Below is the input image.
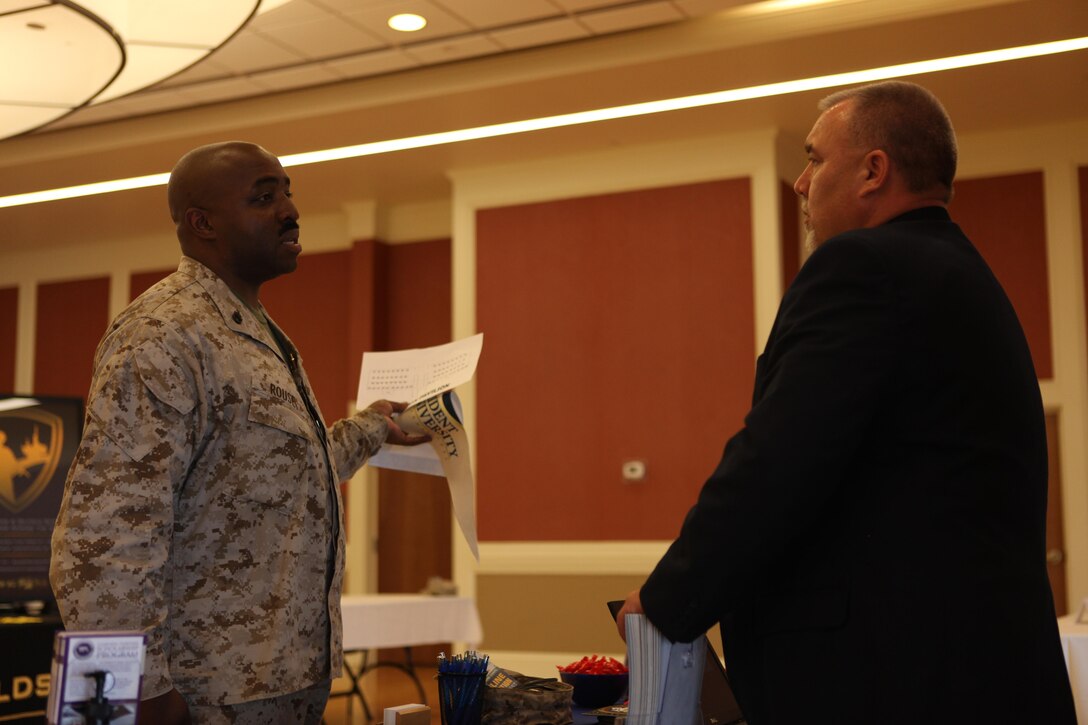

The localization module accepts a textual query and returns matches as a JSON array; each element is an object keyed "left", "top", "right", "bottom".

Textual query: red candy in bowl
[{"left": 557, "top": 655, "right": 629, "bottom": 708}]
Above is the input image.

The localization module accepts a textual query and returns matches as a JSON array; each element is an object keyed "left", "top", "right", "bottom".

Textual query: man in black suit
[{"left": 616, "top": 81, "right": 1076, "bottom": 724}]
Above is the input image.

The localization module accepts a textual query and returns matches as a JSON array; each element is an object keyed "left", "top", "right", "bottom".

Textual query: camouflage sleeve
[
  {"left": 327, "top": 408, "right": 387, "bottom": 480},
  {"left": 50, "top": 325, "right": 199, "bottom": 699}
]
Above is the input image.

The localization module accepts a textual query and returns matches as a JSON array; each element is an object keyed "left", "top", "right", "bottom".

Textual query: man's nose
[
  {"left": 793, "top": 167, "right": 809, "bottom": 197},
  {"left": 281, "top": 194, "right": 299, "bottom": 220}
]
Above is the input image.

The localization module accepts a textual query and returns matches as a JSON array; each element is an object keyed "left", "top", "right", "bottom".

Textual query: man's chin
[
  {"left": 803, "top": 231, "right": 819, "bottom": 255},
  {"left": 265, "top": 256, "right": 299, "bottom": 281},
  {"left": 279, "top": 243, "right": 301, "bottom": 266}
]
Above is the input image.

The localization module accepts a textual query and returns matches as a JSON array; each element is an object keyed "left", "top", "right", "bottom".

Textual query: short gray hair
[{"left": 819, "top": 81, "right": 957, "bottom": 202}]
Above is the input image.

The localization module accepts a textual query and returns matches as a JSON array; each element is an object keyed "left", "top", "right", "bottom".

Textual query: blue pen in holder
[{"left": 437, "top": 651, "right": 489, "bottom": 725}]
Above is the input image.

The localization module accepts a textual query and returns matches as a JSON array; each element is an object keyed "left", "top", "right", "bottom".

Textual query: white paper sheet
[
  {"left": 356, "top": 334, "right": 483, "bottom": 560},
  {"left": 356, "top": 334, "right": 483, "bottom": 408}
]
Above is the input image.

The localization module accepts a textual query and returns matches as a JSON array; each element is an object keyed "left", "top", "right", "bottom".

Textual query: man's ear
[
  {"left": 185, "top": 208, "right": 215, "bottom": 240},
  {"left": 859, "top": 149, "right": 890, "bottom": 197}
]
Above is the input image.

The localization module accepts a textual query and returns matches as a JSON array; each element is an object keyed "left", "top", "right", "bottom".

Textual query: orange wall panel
[
  {"left": 476, "top": 178, "right": 755, "bottom": 541},
  {"left": 375, "top": 239, "right": 452, "bottom": 593},
  {"left": 348, "top": 240, "right": 389, "bottom": 400},
  {"left": 1080, "top": 167, "right": 1088, "bottom": 382},
  {"left": 34, "top": 277, "right": 110, "bottom": 399},
  {"left": 383, "top": 239, "right": 451, "bottom": 351},
  {"left": 949, "top": 171, "right": 1053, "bottom": 378},
  {"left": 0, "top": 287, "right": 16, "bottom": 392}
]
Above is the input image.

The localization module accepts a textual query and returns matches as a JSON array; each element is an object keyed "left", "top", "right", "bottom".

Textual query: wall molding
[{"left": 477, "top": 541, "right": 671, "bottom": 576}]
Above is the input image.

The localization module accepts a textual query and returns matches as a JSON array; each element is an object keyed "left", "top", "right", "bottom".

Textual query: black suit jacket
[{"left": 641, "top": 207, "right": 1075, "bottom": 724}]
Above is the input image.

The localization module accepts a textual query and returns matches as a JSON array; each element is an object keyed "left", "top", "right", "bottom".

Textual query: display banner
[
  {"left": 0, "top": 397, "right": 82, "bottom": 605},
  {"left": 0, "top": 614, "right": 63, "bottom": 723}
]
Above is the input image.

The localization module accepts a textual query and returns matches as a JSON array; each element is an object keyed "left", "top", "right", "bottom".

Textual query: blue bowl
[{"left": 559, "top": 671, "right": 629, "bottom": 709}]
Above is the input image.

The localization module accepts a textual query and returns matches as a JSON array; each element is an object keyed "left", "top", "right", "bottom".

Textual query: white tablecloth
[
  {"left": 341, "top": 594, "right": 483, "bottom": 651},
  {"left": 1058, "top": 615, "right": 1088, "bottom": 721}
]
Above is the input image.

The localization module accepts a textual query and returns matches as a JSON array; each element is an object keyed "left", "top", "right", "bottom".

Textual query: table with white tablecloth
[{"left": 335, "top": 594, "right": 483, "bottom": 719}]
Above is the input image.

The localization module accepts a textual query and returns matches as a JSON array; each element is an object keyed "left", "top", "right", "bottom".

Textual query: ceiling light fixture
[
  {"left": 388, "top": 13, "right": 427, "bottom": 32},
  {"left": 735, "top": 0, "right": 842, "bottom": 15},
  {"left": 0, "top": 1, "right": 263, "bottom": 141},
  {"left": 1, "top": 35, "right": 1086, "bottom": 210}
]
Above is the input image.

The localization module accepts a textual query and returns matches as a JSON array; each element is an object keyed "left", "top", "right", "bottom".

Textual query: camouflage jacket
[{"left": 50, "top": 257, "right": 387, "bottom": 705}]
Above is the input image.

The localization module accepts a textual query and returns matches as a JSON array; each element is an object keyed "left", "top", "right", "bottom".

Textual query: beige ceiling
[
  {"left": 1, "top": 0, "right": 1087, "bottom": 252},
  {"left": 45, "top": 0, "right": 755, "bottom": 131}
]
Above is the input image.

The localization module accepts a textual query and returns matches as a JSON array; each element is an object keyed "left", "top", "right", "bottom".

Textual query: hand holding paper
[
  {"left": 364, "top": 399, "right": 432, "bottom": 447},
  {"left": 357, "top": 334, "right": 484, "bottom": 560}
]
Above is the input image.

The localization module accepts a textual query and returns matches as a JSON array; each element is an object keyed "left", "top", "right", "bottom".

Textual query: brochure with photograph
[{"left": 46, "top": 631, "right": 145, "bottom": 725}]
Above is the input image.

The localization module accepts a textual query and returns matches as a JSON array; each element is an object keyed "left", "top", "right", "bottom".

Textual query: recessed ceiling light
[
  {"left": 388, "top": 13, "right": 427, "bottom": 32},
  {"left": 736, "top": 0, "right": 839, "bottom": 14}
]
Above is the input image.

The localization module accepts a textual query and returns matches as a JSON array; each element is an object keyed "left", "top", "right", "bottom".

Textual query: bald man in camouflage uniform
[{"left": 50, "top": 141, "right": 428, "bottom": 725}]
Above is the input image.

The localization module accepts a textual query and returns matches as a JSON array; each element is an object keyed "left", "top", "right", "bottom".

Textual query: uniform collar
[{"left": 177, "top": 256, "right": 292, "bottom": 361}]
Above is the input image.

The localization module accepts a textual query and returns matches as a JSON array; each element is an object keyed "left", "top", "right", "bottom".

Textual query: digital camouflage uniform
[{"left": 50, "top": 256, "right": 387, "bottom": 706}]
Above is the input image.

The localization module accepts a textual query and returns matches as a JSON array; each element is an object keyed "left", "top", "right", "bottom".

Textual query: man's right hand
[
  {"left": 616, "top": 588, "right": 645, "bottom": 642},
  {"left": 138, "top": 688, "right": 191, "bottom": 725},
  {"left": 366, "top": 399, "right": 431, "bottom": 446}
]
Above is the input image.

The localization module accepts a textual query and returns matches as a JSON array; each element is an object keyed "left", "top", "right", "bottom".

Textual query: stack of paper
[{"left": 625, "top": 613, "right": 705, "bottom": 725}]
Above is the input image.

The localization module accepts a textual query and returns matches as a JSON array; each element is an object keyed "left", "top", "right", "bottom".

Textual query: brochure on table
[
  {"left": 357, "top": 333, "right": 483, "bottom": 560},
  {"left": 46, "top": 631, "right": 146, "bottom": 725}
]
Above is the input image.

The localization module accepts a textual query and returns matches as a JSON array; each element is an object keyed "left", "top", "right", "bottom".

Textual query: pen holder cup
[{"left": 439, "top": 672, "right": 486, "bottom": 725}]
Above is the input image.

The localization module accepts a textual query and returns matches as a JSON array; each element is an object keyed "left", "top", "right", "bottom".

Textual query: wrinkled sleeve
[
  {"left": 50, "top": 325, "right": 199, "bottom": 699},
  {"left": 327, "top": 408, "right": 387, "bottom": 481}
]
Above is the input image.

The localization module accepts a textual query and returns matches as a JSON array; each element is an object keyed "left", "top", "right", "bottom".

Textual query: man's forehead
[
  {"left": 805, "top": 101, "right": 852, "bottom": 149},
  {"left": 217, "top": 151, "right": 289, "bottom": 187},
  {"left": 249, "top": 170, "right": 291, "bottom": 187},
  {"left": 210, "top": 142, "right": 271, "bottom": 167}
]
